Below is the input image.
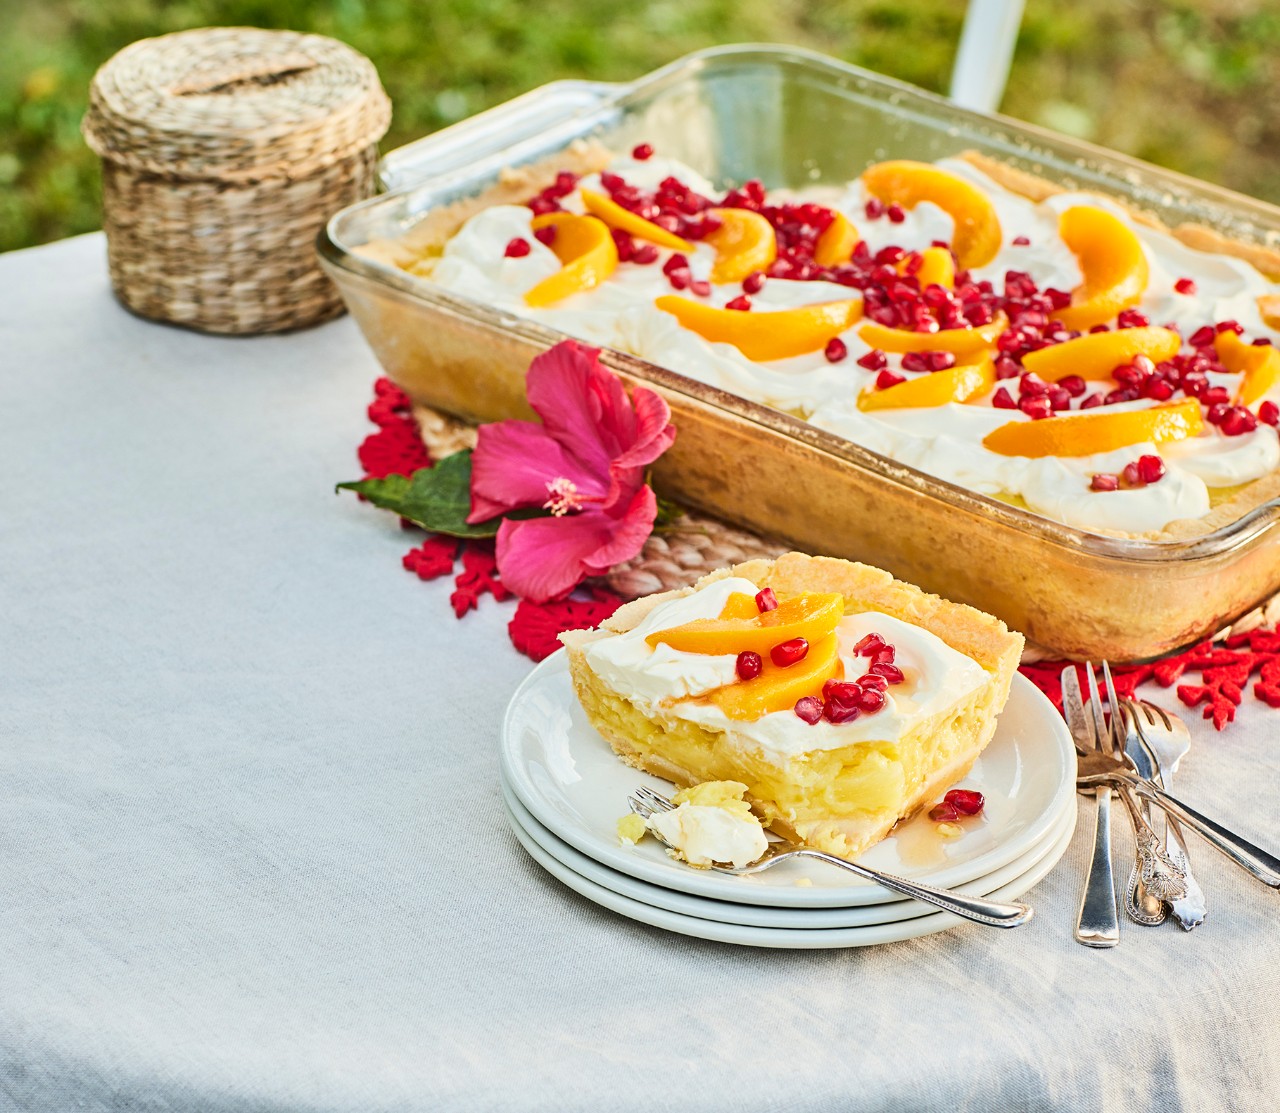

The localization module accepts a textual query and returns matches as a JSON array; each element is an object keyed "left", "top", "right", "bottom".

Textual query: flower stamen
[{"left": 543, "top": 476, "right": 585, "bottom": 516}]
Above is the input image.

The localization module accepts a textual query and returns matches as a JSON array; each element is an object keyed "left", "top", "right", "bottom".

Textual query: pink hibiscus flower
[{"left": 468, "top": 341, "right": 677, "bottom": 602}]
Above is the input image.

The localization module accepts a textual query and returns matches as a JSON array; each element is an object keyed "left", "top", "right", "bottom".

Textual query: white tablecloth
[{"left": 2, "top": 234, "right": 1278, "bottom": 1112}]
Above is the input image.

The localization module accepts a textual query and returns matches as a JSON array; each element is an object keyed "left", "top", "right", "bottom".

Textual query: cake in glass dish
[
  {"left": 362, "top": 143, "right": 1280, "bottom": 542},
  {"left": 561, "top": 553, "right": 1023, "bottom": 861}
]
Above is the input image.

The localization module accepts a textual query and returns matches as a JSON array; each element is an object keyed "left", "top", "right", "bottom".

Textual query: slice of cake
[{"left": 562, "top": 552, "right": 1024, "bottom": 861}]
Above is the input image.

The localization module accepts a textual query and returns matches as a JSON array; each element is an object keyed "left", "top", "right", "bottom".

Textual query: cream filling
[
  {"left": 645, "top": 804, "right": 768, "bottom": 868},
  {"left": 426, "top": 156, "right": 1280, "bottom": 533},
  {"left": 583, "top": 579, "right": 989, "bottom": 760}
]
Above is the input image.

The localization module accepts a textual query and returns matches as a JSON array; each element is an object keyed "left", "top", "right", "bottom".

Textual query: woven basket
[{"left": 82, "top": 27, "right": 391, "bottom": 334}]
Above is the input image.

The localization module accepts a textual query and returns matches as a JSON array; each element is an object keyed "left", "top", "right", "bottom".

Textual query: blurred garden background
[{"left": 2, "top": 0, "right": 1278, "bottom": 254}]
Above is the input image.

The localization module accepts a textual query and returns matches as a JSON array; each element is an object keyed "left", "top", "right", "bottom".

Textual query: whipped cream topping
[
  {"left": 424, "top": 155, "right": 1280, "bottom": 534},
  {"left": 646, "top": 803, "right": 767, "bottom": 868},
  {"left": 582, "top": 578, "right": 989, "bottom": 760}
]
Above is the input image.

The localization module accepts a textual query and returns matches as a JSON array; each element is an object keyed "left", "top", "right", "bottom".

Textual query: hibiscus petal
[
  {"left": 525, "top": 341, "right": 629, "bottom": 478},
  {"left": 494, "top": 485, "right": 657, "bottom": 603},
  {"left": 467, "top": 419, "right": 605, "bottom": 523},
  {"left": 610, "top": 387, "right": 676, "bottom": 472}
]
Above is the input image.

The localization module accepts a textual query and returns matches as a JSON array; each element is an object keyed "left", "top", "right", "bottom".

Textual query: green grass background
[{"left": 2, "top": 0, "right": 1278, "bottom": 253}]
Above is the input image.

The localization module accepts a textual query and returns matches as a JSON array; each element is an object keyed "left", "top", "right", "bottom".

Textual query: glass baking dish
[{"left": 319, "top": 44, "right": 1280, "bottom": 661}]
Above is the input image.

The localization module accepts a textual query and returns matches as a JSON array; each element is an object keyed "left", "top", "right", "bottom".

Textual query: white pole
[{"left": 949, "top": 0, "right": 1026, "bottom": 113}]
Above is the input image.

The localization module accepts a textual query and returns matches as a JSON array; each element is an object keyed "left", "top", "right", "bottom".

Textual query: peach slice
[
  {"left": 861, "top": 160, "right": 1002, "bottom": 268},
  {"left": 706, "top": 208, "right": 778, "bottom": 284},
  {"left": 1214, "top": 330, "right": 1280, "bottom": 406},
  {"left": 813, "top": 211, "right": 860, "bottom": 267},
  {"left": 1049, "top": 206, "right": 1149, "bottom": 330},
  {"left": 914, "top": 245, "right": 956, "bottom": 290},
  {"left": 858, "top": 356, "right": 995, "bottom": 411},
  {"left": 1021, "top": 327, "right": 1181, "bottom": 382},
  {"left": 982, "top": 398, "right": 1203, "bottom": 458},
  {"left": 709, "top": 634, "right": 841, "bottom": 720},
  {"left": 857, "top": 314, "right": 1006, "bottom": 356},
  {"left": 1257, "top": 294, "right": 1280, "bottom": 331},
  {"left": 523, "top": 213, "right": 619, "bottom": 308},
  {"left": 579, "top": 188, "right": 693, "bottom": 251},
  {"left": 655, "top": 296, "right": 863, "bottom": 362},
  {"left": 718, "top": 592, "right": 763, "bottom": 621},
  {"left": 646, "top": 592, "right": 844, "bottom": 656}
]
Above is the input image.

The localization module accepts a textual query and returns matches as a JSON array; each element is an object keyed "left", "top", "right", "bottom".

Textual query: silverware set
[{"left": 1066, "top": 663, "right": 1280, "bottom": 948}]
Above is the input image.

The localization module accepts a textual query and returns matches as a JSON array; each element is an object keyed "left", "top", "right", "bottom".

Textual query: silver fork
[
  {"left": 1124, "top": 697, "right": 1206, "bottom": 930},
  {"left": 1118, "top": 705, "right": 1168, "bottom": 927},
  {"left": 628, "top": 787, "right": 1034, "bottom": 928}
]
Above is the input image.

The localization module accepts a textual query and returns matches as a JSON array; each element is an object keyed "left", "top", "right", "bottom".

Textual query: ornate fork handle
[
  {"left": 777, "top": 849, "right": 1034, "bottom": 928},
  {"left": 1115, "top": 787, "right": 1187, "bottom": 903}
]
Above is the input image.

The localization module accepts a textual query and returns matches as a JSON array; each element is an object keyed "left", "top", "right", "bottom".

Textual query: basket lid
[{"left": 82, "top": 27, "right": 391, "bottom": 182}]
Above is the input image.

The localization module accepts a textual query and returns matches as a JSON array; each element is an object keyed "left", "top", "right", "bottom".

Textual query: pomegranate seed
[
  {"left": 1206, "top": 402, "right": 1230, "bottom": 425},
  {"left": 600, "top": 172, "right": 626, "bottom": 192},
  {"left": 690, "top": 280, "right": 711, "bottom": 297},
  {"left": 864, "top": 198, "right": 885, "bottom": 219},
  {"left": 1143, "top": 379, "right": 1175, "bottom": 401},
  {"left": 1260, "top": 401, "right": 1280, "bottom": 426},
  {"left": 1058, "top": 375, "right": 1087, "bottom": 397},
  {"left": 887, "top": 203, "right": 906, "bottom": 224},
  {"left": 857, "top": 686, "right": 887, "bottom": 713},
  {"left": 631, "top": 142, "right": 654, "bottom": 161},
  {"left": 901, "top": 352, "right": 931, "bottom": 374},
  {"left": 667, "top": 270, "right": 690, "bottom": 290},
  {"left": 992, "top": 386, "right": 1018, "bottom": 409},
  {"left": 823, "top": 698, "right": 861, "bottom": 724},
  {"left": 1080, "top": 394, "right": 1104, "bottom": 410},
  {"left": 875, "top": 245, "right": 907, "bottom": 266},
  {"left": 755, "top": 587, "right": 778, "bottom": 612},
  {"left": 736, "top": 651, "right": 763, "bottom": 681},
  {"left": 1174, "top": 277, "right": 1197, "bottom": 295},
  {"left": 1202, "top": 385, "right": 1231, "bottom": 406},
  {"left": 1138, "top": 454, "right": 1166, "bottom": 483},
  {"left": 527, "top": 196, "right": 560, "bottom": 216},
  {"left": 854, "top": 633, "right": 887, "bottom": 656},
  {"left": 1122, "top": 461, "right": 1142, "bottom": 486},
  {"left": 1189, "top": 325, "right": 1217, "bottom": 348},
  {"left": 504, "top": 237, "right": 531, "bottom": 258},
  {"left": 1020, "top": 396, "right": 1053, "bottom": 420},
  {"left": 823, "top": 679, "right": 862, "bottom": 702},
  {"left": 533, "top": 225, "right": 557, "bottom": 247},
  {"left": 825, "top": 337, "right": 848, "bottom": 363},
  {"left": 1090, "top": 473, "right": 1120, "bottom": 492},
  {"left": 1216, "top": 319, "right": 1244, "bottom": 335},
  {"left": 1222, "top": 406, "right": 1258, "bottom": 437},
  {"left": 1117, "top": 308, "right": 1150, "bottom": 329},
  {"left": 742, "top": 271, "right": 766, "bottom": 294},
  {"left": 858, "top": 673, "right": 888, "bottom": 691},
  {"left": 725, "top": 295, "right": 752, "bottom": 312},
  {"left": 631, "top": 244, "right": 659, "bottom": 265},
  {"left": 1089, "top": 323, "right": 1111, "bottom": 334},
  {"left": 871, "top": 645, "right": 896, "bottom": 665},
  {"left": 857, "top": 349, "right": 888, "bottom": 371},
  {"left": 1045, "top": 287, "right": 1072, "bottom": 309},
  {"left": 1012, "top": 235, "right": 1031, "bottom": 246},
  {"left": 794, "top": 696, "right": 824, "bottom": 724},
  {"left": 930, "top": 802, "right": 961, "bottom": 822},
  {"left": 1047, "top": 386, "right": 1071, "bottom": 411},
  {"left": 771, "top": 638, "right": 809, "bottom": 667},
  {"left": 1019, "top": 374, "right": 1048, "bottom": 398},
  {"left": 876, "top": 370, "right": 906, "bottom": 390},
  {"left": 1254, "top": 337, "right": 1273, "bottom": 347},
  {"left": 869, "top": 661, "right": 905, "bottom": 684},
  {"left": 995, "top": 356, "right": 1021, "bottom": 380},
  {"left": 662, "top": 253, "right": 689, "bottom": 276},
  {"left": 944, "top": 788, "right": 985, "bottom": 816},
  {"left": 997, "top": 330, "right": 1023, "bottom": 353}
]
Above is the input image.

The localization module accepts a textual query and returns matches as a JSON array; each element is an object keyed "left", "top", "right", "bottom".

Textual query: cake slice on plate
[{"left": 561, "top": 552, "right": 1024, "bottom": 861}]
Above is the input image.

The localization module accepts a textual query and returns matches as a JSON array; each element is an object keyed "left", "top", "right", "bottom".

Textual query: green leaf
[
  {"left": 653, "top": 492, "right": 685, "bottom": 530},
  {"left": 337, "top": 450, "right": 504, "bottom": 538}
]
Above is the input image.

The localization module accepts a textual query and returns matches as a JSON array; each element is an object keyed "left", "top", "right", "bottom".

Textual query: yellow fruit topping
[
  {"left": 1050, "top": 206, "right": 1149, "bottom": 330},
  {"left": 861, "top": 160, "right": 1003, "bottom": 268},
  {"left": 1214, "top": 329, "right": 1280, "bottom": 406},
  {"left": 857, "top": 314, "right": 1006, "bottom": 356},
  {"left": 982, "top": 398, "right": 1204, "bottom": 457},
  {"left": 671, "top": 780, "right": 757, "bottom": 820},
  {"left": 579, "top": 188, "right": 693, "bottom": 251},
  {"left": 523, "top": 213, "right": 619, "bottom": 307},
  {"left": 718, "top": 592, "right": 764, "bottom": 620},
  {"left": 1257, "top": 294, "right": 1280, "bottom": 331},
  {"left": 813, "top": 211, "right": 860, "bottom": 267},
  {"left": 1021, "top": 327, "right": 1182, "bottom": 382},
  {"left": 709, "top": 634, "right": 841, "bottom": 720},
  {"left": 654, "top": 296, "right": 863, "bottom": 362},
  {"left": 914, "top": 245, "right": 956, "bottom": 290},
  {"left": 616, "top": 813, "right": 648, "bottom": 844},
  {"left": 858, "top": 355, "right": 995, "bottom": 411},
  {"left": 705, "top": 208, "right": 778, "bottom": 284},
  {"left": 646, "top": 591, "right": 844, "bottom": 656}
]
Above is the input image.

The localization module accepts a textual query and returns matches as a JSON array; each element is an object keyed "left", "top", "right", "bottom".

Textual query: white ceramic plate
[
  {"left": 505, "top": 797, "right": 1075, "bottom": 948},
  {"left": 503, "top": 779, "right": 1075, "bottom": 929},
  {"left": 500, "top": 651, "right": 1075, "bottom": 908}
]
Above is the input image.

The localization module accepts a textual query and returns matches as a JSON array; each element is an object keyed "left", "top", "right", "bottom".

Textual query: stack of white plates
[{"left": 501, "top": 653, "right": 1077, "bottom": 948}]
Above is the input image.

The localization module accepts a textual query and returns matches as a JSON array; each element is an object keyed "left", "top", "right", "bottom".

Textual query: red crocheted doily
[{"left": 355, "top": 378, "right": 1279, "bottom": 726}]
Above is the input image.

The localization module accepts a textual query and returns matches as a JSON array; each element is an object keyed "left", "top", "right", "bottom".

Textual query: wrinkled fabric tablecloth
[{"left": 2, "top": 234, "right": 1278, "bottom": 1113}]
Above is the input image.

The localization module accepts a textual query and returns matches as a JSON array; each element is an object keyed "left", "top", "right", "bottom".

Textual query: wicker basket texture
[{"left": 82, "top": 27, "right": 391, "bottom": 334}]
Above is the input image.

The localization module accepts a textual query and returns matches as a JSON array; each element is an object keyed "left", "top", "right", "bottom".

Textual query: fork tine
[
  {"left": 628, "top": 795, "right": 655, "bottom": 819},
  {"left": 1084, "top": 662, "right": 1111, "bottom": 754},
  {"left": 1101, "top": 661, "right": 1124, "bottom": 752},
  {"left": 1142, "top": 697, "right": 1173, "bottom": 731},
  {"left": 1061, "top": 666, "right": 1096, "bottom": 752},
  {"left": 635, "top": 786, "right": 676, "bottom": 811}
]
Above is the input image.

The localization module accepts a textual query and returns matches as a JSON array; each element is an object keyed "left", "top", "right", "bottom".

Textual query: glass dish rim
[{"left": 319, "top": 41, "right": 1280, "bottom": 567}]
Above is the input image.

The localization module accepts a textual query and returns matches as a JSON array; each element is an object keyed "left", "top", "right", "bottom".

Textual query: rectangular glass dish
[{"left": 319, "top": 44, "right": 1280, "bottom": 661}]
